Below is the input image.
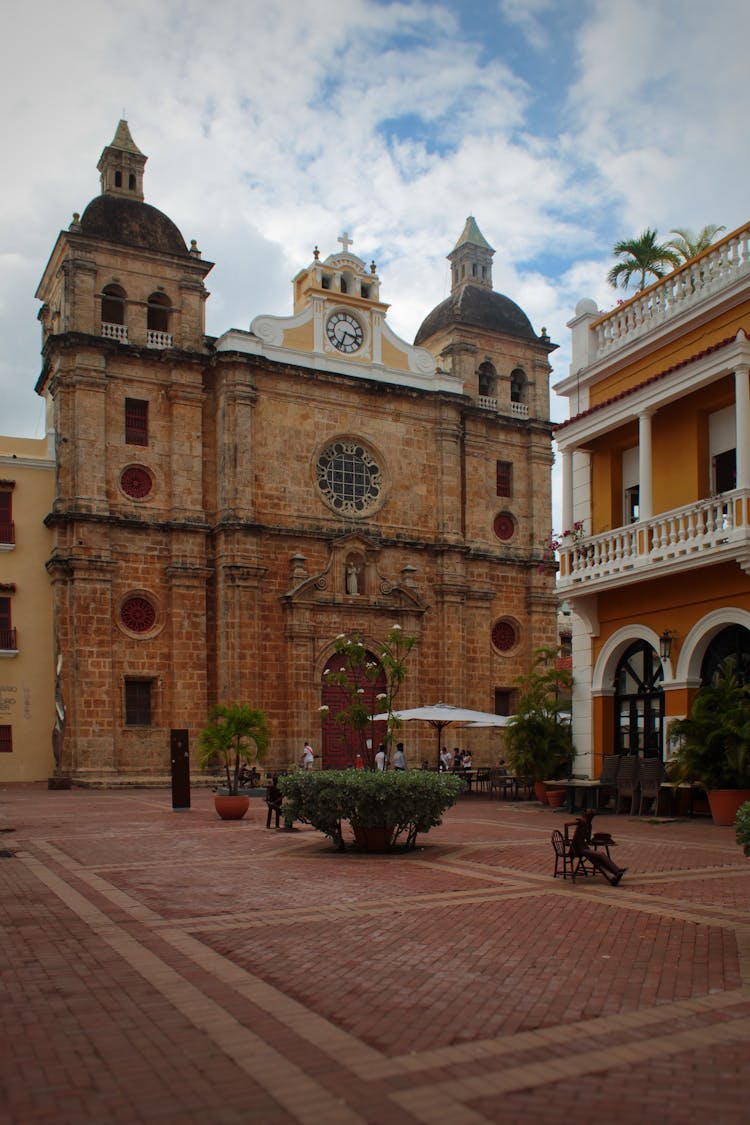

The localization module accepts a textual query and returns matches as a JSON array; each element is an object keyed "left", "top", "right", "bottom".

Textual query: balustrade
[
  {"left": 558, "top": 490, "right": 750, "bottom": 587},
  {"left": 147, "top": 329, "right": 173, "bottom": 349},
  {"left": 101, "top": 322, "right": 128, "bottom": 342}
]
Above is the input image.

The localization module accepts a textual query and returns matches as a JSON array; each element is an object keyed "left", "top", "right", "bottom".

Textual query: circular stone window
[
  {"left": 120, "top": 465, "right": 153, "bottom": 499},
  {"left": 316, "top": 440, "right": 383, "bottom": 516},
  {"left": 493, "top": 512, "right": 515, "bottom": 541},
  {"left": 492, "top": 619, "right": 518, "bottom": 653},
  {"left": 120, "top": 596, "right": 157, "bottom": 634}
]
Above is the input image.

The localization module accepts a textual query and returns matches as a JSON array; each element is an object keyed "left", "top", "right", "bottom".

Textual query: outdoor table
[
  {"left": 544, "top": 778, "right": 603, "bottom": 813},
  {"left": 659, "top": 781, "right": 705, "bottom": 817}
]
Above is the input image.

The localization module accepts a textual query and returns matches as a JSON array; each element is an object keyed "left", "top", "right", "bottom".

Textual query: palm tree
[
  {"left": 665, "top": 224, "right": 726, "bottom": 263},
  {"left": 608, "top": 228, "right": 680, "bottom": 291}
]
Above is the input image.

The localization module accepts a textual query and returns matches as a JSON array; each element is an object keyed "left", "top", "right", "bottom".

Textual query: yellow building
[
  {"left": 0, "top": 435, "right": 55, "bottom": 780},
  {"left": 554, "top": 223, "right": 750, "bottom": 775}
]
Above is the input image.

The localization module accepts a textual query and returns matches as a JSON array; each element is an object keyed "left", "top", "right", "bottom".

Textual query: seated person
[
  {"left": 265, "top": 776, "right": 283, "bottom": 829},
  {"left": 569, "top": 810, "right": 627, "bottom": 886}
]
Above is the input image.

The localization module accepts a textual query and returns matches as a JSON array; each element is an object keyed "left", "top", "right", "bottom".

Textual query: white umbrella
[{"left": 369, "top": 703, "right": 512, "bottom": 766}]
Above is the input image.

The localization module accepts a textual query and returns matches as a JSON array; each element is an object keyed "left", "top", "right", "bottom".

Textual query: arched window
[
  {"left": 478, "top": 361, "right": 496, "bottom": 398},
  {"left": 102, "top": 284, "right": 126, "bottom": 325},
  {"left": 614, "top": 640, "right": 664, "bottom": 758},
  {"left": 510, "top": 367, "right": 527, "bottom": 404},
  {"left": 147, "top": 293, "right": 172, "bottom": 348},
  {"left": 701, "top": 625, "right": 750, "bottom": 686},
  {"left": 128, "top": 173, "right": 136, "bottom": 191},
  {"left": 114, "top": 170, "right": 122, "bottom": 188},
  {"left": 101, "top": 285, "right": 127, "bottom": 341}
]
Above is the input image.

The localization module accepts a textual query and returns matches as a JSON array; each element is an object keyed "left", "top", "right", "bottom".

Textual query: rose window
[
  {"left": 493, "top": 513, "right": 515, "bottom": 541},
  {"left": 120, "top": 597, "right": 156, "bottom": 634},
  {"left": 120, "top": 466, "right": 153, "bottom": 499},
  {"left": 316, "top": 440, "right": 383, "bottom": 515},
  {"left": 492, "top": 619, "right": 517, "bottom": 652}
]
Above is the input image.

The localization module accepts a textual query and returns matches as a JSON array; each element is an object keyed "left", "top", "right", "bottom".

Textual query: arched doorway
[
  {"left": 321, "top": 651, "right": 387, "bottom": 769},
  {"left": 700, "top": 624, "right": 750, "bottom": 686},
  {"left": 614, "top": 640, "right": 664, "bottom": 758}
]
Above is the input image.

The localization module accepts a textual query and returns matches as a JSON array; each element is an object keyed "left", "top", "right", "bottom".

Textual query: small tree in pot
[
  {"left": 199, "top": 703, "right": 270, "bottom": 820},
  {"left": 504, "top": 646, "right": 574, "bottom": 802},
  {"left": 669, "top": 666, "right": 750, "bottom": 825}
]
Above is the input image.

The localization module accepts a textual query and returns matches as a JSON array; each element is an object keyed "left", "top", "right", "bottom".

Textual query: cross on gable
[{"left": 337, "top": 231, "right": 353, "bottom": 253}]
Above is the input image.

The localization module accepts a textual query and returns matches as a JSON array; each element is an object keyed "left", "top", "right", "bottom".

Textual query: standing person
[
  {"left": 375, "top": 744, "right": 386, "bottom": 771},
  {"left": 461, "top": 749, "right": 473, "bottom": 772},
  {"left": 452, "top": 748, "right": 462, "bottom": 772},
  {"left": 302, "top": 741, "right": 314, "bottom": 769},
  {"left": 265, "top": 776, "right": 283, "bottom": 829},
  {"left": 440, "top": 746, "right": 452, "bottom": 772},
  {"left": 393, "top": 743, "right": 407, "bottom": 771}
]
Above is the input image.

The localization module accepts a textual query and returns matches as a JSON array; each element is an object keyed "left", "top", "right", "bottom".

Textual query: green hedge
[
  {"left": 736, "top": 801, "right": 750, "bottom": 856},
  {"left": 278, "top": 769, "right": 466, "bottom": 851}
]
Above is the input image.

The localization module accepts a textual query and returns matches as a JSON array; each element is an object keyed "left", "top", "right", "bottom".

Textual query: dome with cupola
[{"left": 415, "top": 217, "right": 539, "bottom": 345}]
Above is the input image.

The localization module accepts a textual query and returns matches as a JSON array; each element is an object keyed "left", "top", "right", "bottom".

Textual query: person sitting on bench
[{"left": 569, "top": 810, "right": 627, "bottom": 886}]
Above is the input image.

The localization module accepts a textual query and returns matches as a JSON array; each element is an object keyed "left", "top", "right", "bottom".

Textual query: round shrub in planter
[{"left": 278, "top": 769, "right": 466, "bottom": 852}]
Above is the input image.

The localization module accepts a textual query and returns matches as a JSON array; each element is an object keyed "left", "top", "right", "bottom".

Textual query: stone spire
[
  {"left": 97, "top": 120, "right": 147, "bottom": 202},
  {"left": 448, "top": 216, "right": 495, "bottom": 295}
]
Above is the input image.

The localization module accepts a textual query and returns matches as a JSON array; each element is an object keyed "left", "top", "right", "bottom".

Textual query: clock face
[{"left": 326, "top": 311, "right": 364, "bottom": 354}]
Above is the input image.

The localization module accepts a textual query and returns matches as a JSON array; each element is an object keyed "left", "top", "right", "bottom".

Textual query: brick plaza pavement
[{"left": 1, "top": 784, "right": 749, "bottom": 1124}]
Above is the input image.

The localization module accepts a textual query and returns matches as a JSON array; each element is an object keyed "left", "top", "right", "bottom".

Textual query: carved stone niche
[{"left": 282, "top": 533, "right": 427, "bottom": 614}]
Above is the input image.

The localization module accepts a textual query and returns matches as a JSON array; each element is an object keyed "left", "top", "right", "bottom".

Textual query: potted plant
[
  {"left": 504, "top": 646, "right": 574, "bottom": 803},
  {"left": 279, "top": 769, "right": 464, "bottom": 852},
  {"left": 669, "top": 666, "right": 750, "bottom": 825},
  {"left": 199, "top": 703, "right": 270, "bottom": 820}
]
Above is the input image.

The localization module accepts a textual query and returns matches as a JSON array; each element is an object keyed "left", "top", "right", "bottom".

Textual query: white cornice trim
[{"left": 0, "top": 455, "right": 55, "bottom": 470}]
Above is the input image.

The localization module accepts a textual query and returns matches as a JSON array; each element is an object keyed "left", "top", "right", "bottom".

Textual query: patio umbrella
[{"left": 369, "top": 703, "right": 512, "bottom": 767}]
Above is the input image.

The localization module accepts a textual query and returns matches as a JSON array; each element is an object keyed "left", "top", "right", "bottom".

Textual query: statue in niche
[{"left": 346, "top": 561, "right": 361, "bottom": 595}]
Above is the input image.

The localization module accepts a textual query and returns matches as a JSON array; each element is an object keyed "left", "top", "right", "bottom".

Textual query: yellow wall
[
  {"left": 0, "top": 437, "right": 54, "bottom": 782},
  {"left": 589, "top": 299, "right": 750, "bottom": 409},
  {"left": 588, "top": 377, "right": 735, "bottom": 531}
]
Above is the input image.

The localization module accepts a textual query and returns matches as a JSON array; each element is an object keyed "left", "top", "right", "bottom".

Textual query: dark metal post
[{"left": 170, "top": 729, "right": 190, "bottom": 811}]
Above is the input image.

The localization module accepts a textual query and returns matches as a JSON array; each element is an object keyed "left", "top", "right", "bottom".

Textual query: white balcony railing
[
  {"left": 590, "top": 223, "right": 750, "bottom": 363},
  {"left": 147, "top": 329, "right": 173, "bottom": 349},
  {"left": 478, "top": 395, "right": 497, "bottom": 411},
  {"left": 101, "top": 322, "right": 128, "bottom": 342},
  {"left": 558, "top": 490, "right": 750, "bottom": 589},
  {"left": 510, "top": 401, "right": 529, "bottom": 418}
]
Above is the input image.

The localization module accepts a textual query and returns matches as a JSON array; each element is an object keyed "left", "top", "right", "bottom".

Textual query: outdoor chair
[
  {"left": 489, "top": 767, "right": 515, "bottom": 799},
  {"left": 636, "top": 758, "right": 665, "bottom": 816},
  {"left": 614, "top": 756, "right": 639, "bottom": 814},
  {"left": 474, "top": 767, "right": 492, "bottom": 795},
  {"left": 551, "top": 829, "right": 593, "bottom": 881},
  {"left": 597, "top": 754, "right": 621, "bottom": 810}
]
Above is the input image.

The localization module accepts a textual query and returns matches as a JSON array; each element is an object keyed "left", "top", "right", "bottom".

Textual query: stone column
[
  {"left": 561, "top": 448, "right": 573, "bottom": 534},
  {"left": 734, "top": 366, "right": 750, "bottom": 490},
  {"left": 638, "top": 411, "right": 653, "bottom": 520}
]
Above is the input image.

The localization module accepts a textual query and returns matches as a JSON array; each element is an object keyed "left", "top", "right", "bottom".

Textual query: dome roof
[
  {"left": 415, "top": 283, "right": 537, "bottom": 345},
  {"left": 79, "top": 194, "right": 189, "bottom": 257}
]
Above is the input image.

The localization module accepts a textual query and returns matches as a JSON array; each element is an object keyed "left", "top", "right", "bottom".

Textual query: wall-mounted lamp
[{"left": 659, "top": 630, "right": 675, "bottom": 661}]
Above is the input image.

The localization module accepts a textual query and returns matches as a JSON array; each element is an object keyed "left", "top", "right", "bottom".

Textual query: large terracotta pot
[
  {"left": 534, "top": 781, "right": 549, "bottom": 804},
  {"left": 352, "top": 824, "right": 396, "bottom": 852},
  {"left": 214, "top": 794, "right": 250, "bottom": 820},
  {"left": 546, "top": 788, "right": 567, "bottom": 808},
  {"left": 706, "top": 789, "right": 750, "bottom": 827}
]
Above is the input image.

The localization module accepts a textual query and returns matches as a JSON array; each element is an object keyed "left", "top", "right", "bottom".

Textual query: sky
[{"left": 2, "top": 0, "right": 747, "bottom": 528}]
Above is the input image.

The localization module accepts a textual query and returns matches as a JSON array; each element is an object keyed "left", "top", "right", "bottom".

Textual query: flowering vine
[{"left": 538, "top": 520, "right": 585, "bottom": 573}]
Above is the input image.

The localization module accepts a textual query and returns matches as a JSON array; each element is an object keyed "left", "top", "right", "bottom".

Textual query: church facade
[{"left": 34, "top": 122, "right": 557, "bottom": 780}]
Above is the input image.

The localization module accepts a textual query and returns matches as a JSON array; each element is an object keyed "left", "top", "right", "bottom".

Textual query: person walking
[
  {"left": 392, "top": 743, "right": 407, "bottom": 771},
  {"left": 375, "top": 744, "right": 386, "bottom": 771},
  {"left": 302, "top": 742, "right": 314, "bottom": 769}
]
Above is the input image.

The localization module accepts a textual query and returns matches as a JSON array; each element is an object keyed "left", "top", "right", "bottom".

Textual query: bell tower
[
  {"left": 448, "top": 216, "right": 494, "bottom": 293},
  {"left": 97, "top": 119, "right": 146, "bottom": 202}
]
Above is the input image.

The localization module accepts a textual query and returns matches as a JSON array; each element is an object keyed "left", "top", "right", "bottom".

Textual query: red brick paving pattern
[{"left": 2, "top": 785, "right": 750, "bottom": 1123}]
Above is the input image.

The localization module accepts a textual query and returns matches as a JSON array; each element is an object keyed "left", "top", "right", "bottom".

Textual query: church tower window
[
  {"left": 146, "top": 293, "right": 172, "bottom": 347},
  {"left": 125, "top": 680, "right": 153, "bottom": 726},
  {"left": 101, "top": 285, "right": 127, "bottom": 340},
  {"left": 128, "top": 173, "right": 136, "bottom": 191},
  {"left": 510, "top": 368, "right": 527, "bottom": 404},
  {"left": 496, "top": 461, "right": 513, "bottom": 498},
  {"left": 114, "top": 171, "right": 122, "bottom": 188},
  {"left": 125, "top": 398, "right": 149, "bottom": 446}
]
